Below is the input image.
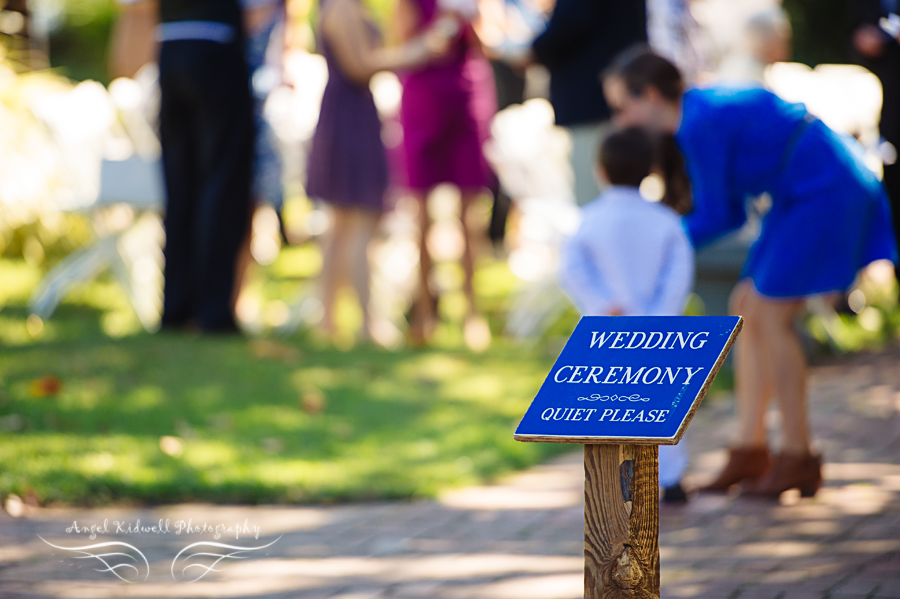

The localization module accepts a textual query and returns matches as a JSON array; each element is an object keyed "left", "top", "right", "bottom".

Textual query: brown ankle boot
[
  {"left": 700, "top": 446, "right": 771, "bottom": 493},
  {"left": 743, "top": 452, "right": 822, "bottom": 499}
]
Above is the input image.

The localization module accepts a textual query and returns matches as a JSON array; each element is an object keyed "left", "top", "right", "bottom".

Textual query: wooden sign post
[{"left": 515, "top": 316, "right": 742, "bottom": 599}]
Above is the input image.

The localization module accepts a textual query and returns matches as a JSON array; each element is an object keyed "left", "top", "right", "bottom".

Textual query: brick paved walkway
[{"left": 1, "top": 352, "right": 899, "bottom": 598}]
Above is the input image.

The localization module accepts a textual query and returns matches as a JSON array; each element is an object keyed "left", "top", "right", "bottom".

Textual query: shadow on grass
[
  {"left": 0, "top": 247, "right": 738, "bottom": 507},
  {"left": 0, "top": 304, "right": 579, "bottom": 506}
]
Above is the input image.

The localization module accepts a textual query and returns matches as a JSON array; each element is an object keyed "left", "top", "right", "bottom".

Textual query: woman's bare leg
[
  {"left": 319, "top": 206, "right": 352, "bottom": 335},
  {"left": 232, "top": 219, "right": 253, "bottom": 320},
  {"left": 459, "top": 191, "right": 479, "bottom": 316},
  {"left": 730, "top": 281, "right": 775, "bottom": 448},
  {"left": 702, "top": 281, "right": 778, "bottom": 491},
  {"left": 751, "top": 290, "right": 810, "bottom": 454},
  {"left": 346, "top": 209, "right": 379, "bottom": 339},
  {"left": 411, "top": 190, "right": 437, "bottom": 344},
  {"left": 460, "top": 189, "right": 490, "bottom": 350},
  {"left": 738, "top": 287, "right": 821, "bottom": 497}
]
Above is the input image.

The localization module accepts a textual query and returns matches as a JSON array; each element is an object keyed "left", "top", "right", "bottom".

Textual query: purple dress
[
  {"left": 306, "top": 4, "right": 388, "bottom": 212},
  {"left": 399, "top": 0, "right": 497, "bottom": 192}
]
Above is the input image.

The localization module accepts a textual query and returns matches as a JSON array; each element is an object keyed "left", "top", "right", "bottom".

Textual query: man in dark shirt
[
  {"left": 157, "top": 0, "right": 254, "bottom": 331},
  {"left": 531, "top": 0, "right": 646, "bottom": 205}
]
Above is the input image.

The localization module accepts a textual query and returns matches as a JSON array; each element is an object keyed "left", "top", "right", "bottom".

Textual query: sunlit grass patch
[
  {"left": 0, "top": 249, "right": 747, "bottom": 507},
  {"left": 0, "top": 256, "right": 572, "bottom": 505}
]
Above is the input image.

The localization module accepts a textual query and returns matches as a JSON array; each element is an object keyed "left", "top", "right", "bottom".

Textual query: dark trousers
[
  {"left": 882, "top": 158, "right": 900, "bottom": 286},
  {"left": 877, "top": 57, "right": 900, "bottom": 291},
  {"left": 159, "top": 38, "right": 254, "bottom": 331},
  {"left": 488, "top": 59, "right": 526, "bottom": 245}
]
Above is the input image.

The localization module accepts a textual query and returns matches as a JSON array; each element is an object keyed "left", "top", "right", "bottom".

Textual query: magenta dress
[
  {"left": 399, "top": 1, "right": 497, "bottom": 192},
  {"left": 306, "top": 3, "right": 388, "bottom": 211}
]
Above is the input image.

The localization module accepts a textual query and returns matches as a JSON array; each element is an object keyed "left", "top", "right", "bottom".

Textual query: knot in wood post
[
  {"left": 612, "top": 545, "right": 643, "bottom": 589},
  {"left": 584, "top": 443, "right": 660, "bottom": 599}
]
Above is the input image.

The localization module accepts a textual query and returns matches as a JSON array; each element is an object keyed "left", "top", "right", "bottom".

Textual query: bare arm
[
  {"left": 392, "top": 0, "right": 422, "bottom": 44},
  {"left": 108, "top": 0, "right": 159, "bottom": 79}
]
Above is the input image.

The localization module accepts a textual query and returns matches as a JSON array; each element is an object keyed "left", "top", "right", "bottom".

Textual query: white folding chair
[{"left": 27, "top": 73, "right": 166, "bottom": 331}]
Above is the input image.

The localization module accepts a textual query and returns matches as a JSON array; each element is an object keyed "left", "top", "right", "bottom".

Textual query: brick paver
[{"left": 1, "top": 351, "right": 898, "bottom": 598}]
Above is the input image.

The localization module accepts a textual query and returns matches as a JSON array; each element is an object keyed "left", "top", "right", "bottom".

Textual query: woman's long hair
[{"left": 658, "top": 134, "right": 692, "bottom": 216}]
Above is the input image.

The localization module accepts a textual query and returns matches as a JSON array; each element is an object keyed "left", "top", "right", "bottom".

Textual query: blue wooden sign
[{"left": 515, "top": 316, "right": 742, "bottom": 444}]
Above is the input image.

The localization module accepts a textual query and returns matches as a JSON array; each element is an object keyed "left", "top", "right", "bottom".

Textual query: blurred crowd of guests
[
  {"left": 107, "top": 0, "right": 656, "bottom": 345},
  {"left": 99, "top": 0, "right": 816, "bottom": 347}
]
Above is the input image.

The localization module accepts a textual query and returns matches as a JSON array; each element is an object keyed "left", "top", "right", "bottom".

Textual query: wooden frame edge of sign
[
  {"left": 514, "top": 434, "right": 679, "bottom": 445},
  {"left": 666, "top": 315, "right": 743, "bottom": 444},
  {"left": 514, "top": 316, "right": 744, "bottom": 446}
]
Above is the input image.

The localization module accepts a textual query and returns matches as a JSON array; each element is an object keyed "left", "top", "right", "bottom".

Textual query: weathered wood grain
[{"left": 584, "top": 444, "right": 660, "bottom": 599}]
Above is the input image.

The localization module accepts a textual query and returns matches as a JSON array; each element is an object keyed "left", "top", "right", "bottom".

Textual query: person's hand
[
  {"left": 422, "top": 30, "right": 452, "bottom": 58},
  {"left": 403, "top": 32, "right": 450, "bottom": 66},
  {"left": 854, "top": 24, "right": 888, "bottom": 59},
  {"left": 403, "top": 37, "right": 432, "bottom": 64},
  {"left": 422, "top": 15, "right": 458, "bottom": 57}
]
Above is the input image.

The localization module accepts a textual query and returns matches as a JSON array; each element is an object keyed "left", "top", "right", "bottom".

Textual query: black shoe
[{"left": 662, "top": 483, "right": 689, "bottom": 504}]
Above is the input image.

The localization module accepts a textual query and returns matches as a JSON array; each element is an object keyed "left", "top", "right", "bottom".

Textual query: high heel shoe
[
  {"left": 700, "top": 446, "right": 771, "bottom": 493},
  {"left": 743, "top": 451, "right": 822, "bottom": 499}
]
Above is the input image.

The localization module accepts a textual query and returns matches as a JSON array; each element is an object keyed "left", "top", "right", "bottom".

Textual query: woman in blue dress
[{"left": 603, "top": 49, "right": 897, "bottom": 499}]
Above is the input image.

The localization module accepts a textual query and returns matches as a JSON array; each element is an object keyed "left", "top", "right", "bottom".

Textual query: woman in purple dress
[
  {"left": 395, "top": 0, "right": 498, "bottom": 347},
  {"left": 306, "top": 0, "right": 445, "bottom": 343}
]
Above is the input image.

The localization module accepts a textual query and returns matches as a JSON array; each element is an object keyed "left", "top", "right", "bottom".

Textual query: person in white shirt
[{"left": 562, "top": 126, "right": 695, "bottom": 503}]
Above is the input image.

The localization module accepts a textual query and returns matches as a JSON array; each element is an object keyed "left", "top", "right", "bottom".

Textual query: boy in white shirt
[{"left": 562, "top": 126, "right": 695, "bottom": 503}]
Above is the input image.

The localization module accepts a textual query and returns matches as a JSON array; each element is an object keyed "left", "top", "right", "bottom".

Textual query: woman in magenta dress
[
  {"left": 395, "top": 0, "right": 498, "bottom": 347},
  {"left": 306, "top": 0, "right": 445, "bottom": 343}
]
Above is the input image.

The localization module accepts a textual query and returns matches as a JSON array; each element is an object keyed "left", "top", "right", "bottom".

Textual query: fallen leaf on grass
[
  {"left": 300, "top": 386, "right": 326, "bottom": 415},
  {"left": 29, "top": 375, "right": 62, "bottom": 398},
  {"left": 250, "top": 339, "right": 301, "bottom": 364}
]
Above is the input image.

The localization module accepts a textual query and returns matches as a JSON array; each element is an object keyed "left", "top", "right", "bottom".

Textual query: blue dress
[{"left": 677, "top": 86, "right": 897, "bottom": 298}]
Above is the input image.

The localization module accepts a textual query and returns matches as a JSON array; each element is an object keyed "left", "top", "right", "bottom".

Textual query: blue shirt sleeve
[
  {"left": 645, "top": 223, "right": 694, "bottom": 316},
  {"left": 561, "top": 225, "right": 617, "bottom": 316},
  {"left": 680, "top": 110, "right": 748, "bottom": 248}
]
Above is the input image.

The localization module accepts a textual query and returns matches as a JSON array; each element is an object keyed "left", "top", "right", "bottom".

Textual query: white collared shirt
[{"left": 562, "top": 185, "right": 694, "bottom": 317}]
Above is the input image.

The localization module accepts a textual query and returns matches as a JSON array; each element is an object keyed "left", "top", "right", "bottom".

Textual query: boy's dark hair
[
  {"left": 599, "top": 126, "right": 655, "bottom": 188},
  {"left": 598, "top": 127, "right": 693, "bottom": 215}
]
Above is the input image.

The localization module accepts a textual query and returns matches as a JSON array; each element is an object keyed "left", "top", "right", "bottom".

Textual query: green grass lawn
[
  {"left": 0, "top": 243, "right": 741, "bottom": 507},
  {"left": 0, "top": 314, "right": 575, "bottom": 506},
  {"left": 0, "top": 252, "right": 581, "bottom": 506}
]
